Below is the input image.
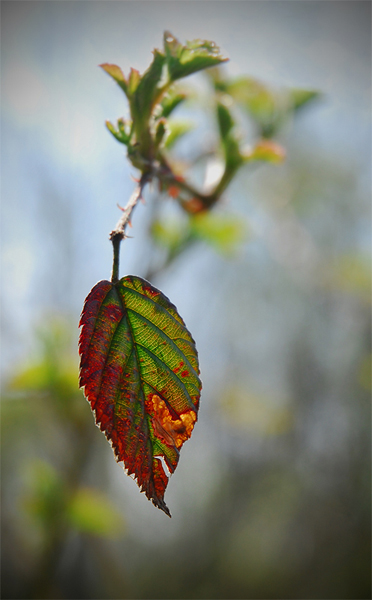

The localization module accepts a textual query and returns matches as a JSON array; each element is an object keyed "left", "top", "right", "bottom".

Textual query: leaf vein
[{"left": 126, "top": 308, "right": 200, "bottom": 379}]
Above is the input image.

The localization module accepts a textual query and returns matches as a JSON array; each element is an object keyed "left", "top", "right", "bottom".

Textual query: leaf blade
[
  {"left": 164, "top": 31, "right": 228, "bottom": 81},
  {"left": 79, "top": 276, "right": 201, "bottom": 516},
  {"left": 100, "top": 63, "right": 128, "bottom": 95}
]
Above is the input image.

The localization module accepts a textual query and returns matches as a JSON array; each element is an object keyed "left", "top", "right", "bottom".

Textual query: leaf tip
[
  {"left": 155, "top": 498, "right": 172, "bottom": 518},
  {"left": 100, "top": 63, "right": 128, "bottom": 93}
]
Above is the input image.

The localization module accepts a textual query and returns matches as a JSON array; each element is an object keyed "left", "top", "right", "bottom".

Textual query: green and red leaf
[{"left": 79, "top": 276, "right": 201, "bottom": 516}]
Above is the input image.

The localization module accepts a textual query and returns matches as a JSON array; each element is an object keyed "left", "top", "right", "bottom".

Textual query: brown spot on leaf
[{"left": 147, "top": 395, "right": 196, "bottom": 450}]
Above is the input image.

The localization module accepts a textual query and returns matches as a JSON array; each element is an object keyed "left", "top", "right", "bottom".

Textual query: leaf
[
  {"left": 247, "top": 139, "right": 286, "bottom": 164},
  {"left": 154, "top": 118, "right": 167, "bottom": 149},
  {"left": 23, "top": 460, "right": 66, "bottom": 528},
  {"left": 128, "top": 68, "right": 141, "bottom": 96},
  {"left": 151, "top": 218, "right": 187, "bottom": 250},
  {"left": 100, "top": 63, "right": 128, "bottom": 95},
  {"left": 159, "top": 89, "right": 187, "bottom": 118},
  {"left": 152, "top": 212, "right": 248, "bottom": 257},
  {"left": 67, "top": 487, "right": 125, "bottom": 538},
  {"left": 217, "top": 101, "right": 234, "bottom": 139},
  {"left": 290, "top": 88, "right": 320, "bottom": 112},
  {"left": 164, "top": 119, "right": 194, "bottom": 149},
  {"left": 133, "top": 50, "right": 166, "bottom": 118},
  {"left": 226, "top": 77, "right": 283, "bottom": 137},
  {"left": 190, "top": 212, "right": 248, "bottom": 255},
  {"left": 164, "top": 31, "right": 228, "bottom": 82},
  {"left": 227, "top": 77, "right": 276, "bottom": 116},
  {"left": 151, "top": 217, "right": 192, "bottom": 260},
  {"left": 79, "top": 276, "right": 201, "bottom": 517},
  {"left": 216, "top": 101, "right": 243, "bottom": 170},
  {"left": 105, "top": 119, "right": 131, "bottom": 145}
]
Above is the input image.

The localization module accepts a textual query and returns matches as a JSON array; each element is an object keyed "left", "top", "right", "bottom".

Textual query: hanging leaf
[{"left": 79, "top": 276, "right": 201, "bottom": 517}]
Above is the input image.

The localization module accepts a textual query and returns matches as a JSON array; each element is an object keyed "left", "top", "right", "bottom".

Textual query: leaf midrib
[{"left": 113, "top": 283, "right": 151, "bottom": 482}]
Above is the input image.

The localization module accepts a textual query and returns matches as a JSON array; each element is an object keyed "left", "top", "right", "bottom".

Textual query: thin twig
[
  {"left": 110, "top": 172, "right": 150, "bottom": 283},
  {"left": 109, "top": 173, "right": 150, "bottom": 241}
]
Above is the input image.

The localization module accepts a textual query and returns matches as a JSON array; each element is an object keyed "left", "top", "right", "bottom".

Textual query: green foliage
[
  {"left": 67, "top": 487, "right": 125, "bottom": 537},
  {"left": 163, "top": 31, "right": 228, "bottom": 81},
  {"left": 247, "top": 139, "right": 286, "bottom": 164},
  {"left": 23, "top": 460, "right": 67, "bottom": 530},
  {"left": 105, "top": 118, "right": 132, "bottom": 145},
  {"left": 216, "top": 100, "right": 244, "bottom": 170},
  {"left": 3, "top": 320, "right": 125, "bottom": 542},
  {"left": 9, "top": 320, "right": 85, "bottom": 425},
  {"left": 100, "top": 63, "right": 128, "bottom": 94},
  {"left": 100, "top": 31, "right": 318, "bottom": 209},
  {"left": 290, "top": 88, "right": 320, "bottom": 111},
  {"left": 191, "top": 212, "right": 247, "bottom": 254},
  {"left": 134, "top": 50, "right": 166, "bottom": 114},
  {"left": 22, "top": 459, "right": 125, "bottom": 539},
  {"left": 164, "top": 119, "right": 194, "bottom": 149},
  {"left": 226, "top": 76, "right": 281, "bottom": 138},
  {"left": 152, "top": 211, "right": 248, "bottom": 257},
  {"left": 211, "top": 70, "right": 319, "bottom": 139},
  {"left": 159, "top": 89, "right": 187, "bottom": 118}
]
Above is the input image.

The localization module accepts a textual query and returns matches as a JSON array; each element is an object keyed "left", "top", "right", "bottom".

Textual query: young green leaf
[
  {"left": 128, "top": 68, "right": 141, "bottom": 96},
  {"left": 100, "top": 63, "right": 128, "bottom": 95},
  {"left": 226, "top": 77, "right": 283, "bottom": 138},
  {"left": 159, "top": 90, "right": 187, "bottom": 118},
  {"left": 164, "top": 119, "right": 194, "bottom": 149},
  {"left": 190, "top": 212, "right": 248, "bottom": 255},
  {"left": 164, "top": 31, "right": 228, "bottom": 82},
  {"left": 217, "top": 101, "right": 234, "bottom": 139},
  {"left": 216, "top": 101, "right": 243, "bottom": 170},
  {"left": 290, "top": 88, "right": 320, "bottom": 112},
  {"left": 79, "top": 276, "right": 201, "bottom": 517},
  {"left": 67, "top": 487, "right": 125, "bottom": 538},
  {"left": 132, "top": 50, "right": 166, "bottom": 119},
  {"left": 151, "top": 217, "right": 191, "bottom": 254},
  {"left": 247, "top": 139, "right": 286, "bottom": 164},
  {"left": 105, "top": 118, "right": 132, "bottom": 145},
  {"left": 154, "top": 118, "right": 167, "bottom": 149}
]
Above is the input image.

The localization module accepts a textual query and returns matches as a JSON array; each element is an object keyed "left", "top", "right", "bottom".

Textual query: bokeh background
[{"left": 1, "top": 1, "right": 371, "bottom": 599}]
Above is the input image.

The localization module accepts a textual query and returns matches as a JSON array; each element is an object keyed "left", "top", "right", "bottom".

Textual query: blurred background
[{"left": 1, "top": 1, "right": 371, "bottom": 599}]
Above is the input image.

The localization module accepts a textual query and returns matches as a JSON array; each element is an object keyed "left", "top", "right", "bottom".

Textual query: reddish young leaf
[{"left": 79, "top": 276, "right": 201, "bottom": 516}]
